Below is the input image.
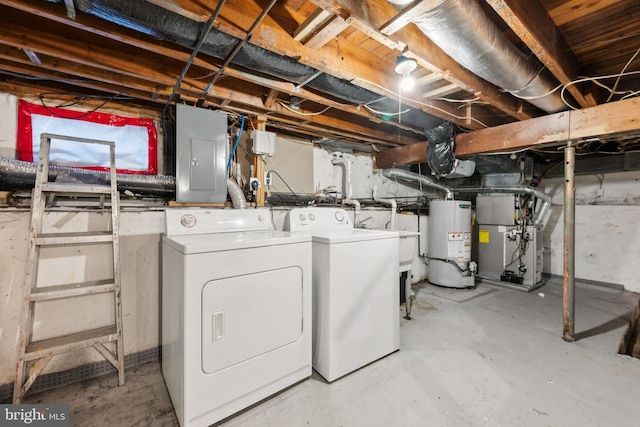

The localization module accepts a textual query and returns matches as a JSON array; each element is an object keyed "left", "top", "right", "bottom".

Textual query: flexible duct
[
  {"left": 388, "top": 0, "right": 566, "bottom": 113},
  {"left": 226, "top": 178, "right": 247, "bottom": 209},
  {"left": 372, "top": 185, "right": 397, "bottom": 229},
  {"left": 0, "top": 156, "right": 175, "bottom": 196},
  {"left": 452, "top": 186, "right": 552, "bottom": 228},
  {"left": 381, "top": 168, "right": 454, "bottom": 200}
]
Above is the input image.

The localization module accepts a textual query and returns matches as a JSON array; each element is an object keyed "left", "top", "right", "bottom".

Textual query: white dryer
[
  {"left": 162, "top": 208, "right": 312, "bottom": 427},
  {"left": 284, "top": 207, "right": 399, "bottom": 382}
]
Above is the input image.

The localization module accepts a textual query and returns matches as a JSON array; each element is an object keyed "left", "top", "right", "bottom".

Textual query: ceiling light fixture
[
  {"left": 289, "top": 96, "right": 301, "bottom": 110},
  {"left": 395, "top": 55, "right": 417, "bottom": 91}
]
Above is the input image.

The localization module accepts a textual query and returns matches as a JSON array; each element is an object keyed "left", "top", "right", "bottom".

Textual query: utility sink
[{"left": 398, "top": 231, "right": 419, "bottom": 272}]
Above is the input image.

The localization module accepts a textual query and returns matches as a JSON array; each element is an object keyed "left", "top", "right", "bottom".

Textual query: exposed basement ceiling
[{"left": 0, "top": 0, "right": 639, "bottom": 166}]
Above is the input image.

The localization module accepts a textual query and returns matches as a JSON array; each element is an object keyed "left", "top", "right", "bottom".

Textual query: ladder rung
[
  {"left": 28, "top": 279, "right": 117, "bottom": 301},
  {"left": 41, "top": 183, "right": 113, "bottom": 194},
  {"left": 36, "top": 231, "right": 114, "bottom": 245},
  {"left": 24, "top": 326, "right": 118, "bottom": 361}
]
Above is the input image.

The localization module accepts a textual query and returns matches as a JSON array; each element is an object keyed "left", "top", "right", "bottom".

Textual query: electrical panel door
[{"left": 176, "top": 105, "right": 228, "bottom": 203}]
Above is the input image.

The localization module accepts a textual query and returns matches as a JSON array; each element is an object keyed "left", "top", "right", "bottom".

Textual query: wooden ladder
[{"left": 13, "top": 133, "right": 125, "bottom": 403}]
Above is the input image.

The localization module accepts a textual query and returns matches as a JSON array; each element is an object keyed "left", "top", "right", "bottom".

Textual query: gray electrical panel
[{"left": 176, "top": 105, "right": 228, "bottom": 203}]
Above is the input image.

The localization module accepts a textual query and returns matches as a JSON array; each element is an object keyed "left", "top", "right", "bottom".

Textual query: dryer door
[{"left": 201, "top": 266, "right": 303, "bottom": 374}]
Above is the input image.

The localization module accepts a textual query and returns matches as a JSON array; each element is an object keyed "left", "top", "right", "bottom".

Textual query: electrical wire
[
  {"left": 267, "top": 169, "right": 296, "bottom": 194},
  {"left": 278, "top": 101, "right": 332, "bottom": 116},
  {"left": 363, "top": 104, "right": 412, "bottom": 116},
  {"left": 226, "top": 114, "right": 245, "bottom": 173},
  {"left": 607, "top": 47, "right": 640, "bottom": 103},
  {"left": 38, "top": 93, "right": 125, "bottom": 119},
  {"left": 352, "top": 76, "right": 490, "bottom": 128},
  {"left": 561, "top": 69, "right": 640, "bottom": 109}
]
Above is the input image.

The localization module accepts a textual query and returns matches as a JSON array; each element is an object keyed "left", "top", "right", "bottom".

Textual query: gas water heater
[{"left": 427, "top": 200, "right": 477, "bottom": 288}]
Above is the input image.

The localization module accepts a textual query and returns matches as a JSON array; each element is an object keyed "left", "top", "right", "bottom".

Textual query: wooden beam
[
  {"left": 304, "top": 14, "right": 350, "bottom": 49},
  {"left": 485, "top": 0, "right": 597, "bottom": 108},
  {"left": 422, "top": 83, "right": 460, "bottom": 100},
  {"left": 293, "top": 8, "right": 333, "bottom": 42},
  {"left": 263, "top": 89, "right": 279, "bottom": 108},
  {"left": 375, "top": 141, "right": 428, "bottom": 168},
  {"left": 379, "top": 0, "right": 442, "bottom": 36},
  {"left": 375, "top": 97, "right": 640, "bottom": 167},
  {"left": 310, "top": 0, "right": 538, "bottom": 121}
]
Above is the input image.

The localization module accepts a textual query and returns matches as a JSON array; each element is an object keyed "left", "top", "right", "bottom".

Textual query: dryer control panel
[{"left": 165, "top": 208, "right": 271, "bottom": 236}]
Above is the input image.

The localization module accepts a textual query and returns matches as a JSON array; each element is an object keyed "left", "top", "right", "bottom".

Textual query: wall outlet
[{"left": 265, "top": 171, "right": 273, "bottom": 186}]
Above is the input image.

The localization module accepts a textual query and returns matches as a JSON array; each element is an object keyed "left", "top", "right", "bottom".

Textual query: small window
[{"left": 17, "top": 100, "right": 157, "bottom": 175}]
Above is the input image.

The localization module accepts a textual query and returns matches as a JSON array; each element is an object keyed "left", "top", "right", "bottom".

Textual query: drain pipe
[
  {"left": 332, "top": 157, "right": 361, "bottom": 224},
  {"left": 373, "top": 186, "right": 397, "bottom": 229},
  {"left": 381, "top": 168, "right": 454, "bottom": 200},
  {"left": 563, "top": 142, "right": 576, "bottom": 342},
  {"left": 452, "top": 186, "right": 552, "bottom": 229}
]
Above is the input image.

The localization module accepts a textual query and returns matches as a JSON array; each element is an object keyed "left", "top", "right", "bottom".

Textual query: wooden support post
[{"left": 255, "top": 116, "right": 266, "bottom": 207}]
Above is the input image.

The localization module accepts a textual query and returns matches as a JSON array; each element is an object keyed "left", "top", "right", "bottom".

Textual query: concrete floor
[{"left": 24, "top": 278, "right": 640, "bottom": 426}]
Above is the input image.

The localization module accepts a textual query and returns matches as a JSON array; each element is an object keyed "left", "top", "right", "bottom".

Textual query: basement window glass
[{"left": 17, "top": 99, "right": 157, "bottom": 175}]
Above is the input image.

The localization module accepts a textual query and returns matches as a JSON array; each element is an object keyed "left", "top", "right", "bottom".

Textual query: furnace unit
[{"left": 476, "top": 194, "right": 544, "bottom": 291}]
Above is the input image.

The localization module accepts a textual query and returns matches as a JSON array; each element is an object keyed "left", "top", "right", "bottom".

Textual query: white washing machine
[
  {"left": 283, "top": 207, "right": 399, "bottom": 382},
  {"left": 162, "top": 208, "right": 312, "bottom": 427}
]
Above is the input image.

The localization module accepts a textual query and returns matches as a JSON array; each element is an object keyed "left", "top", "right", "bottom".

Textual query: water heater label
[{"left": 447, "top": 231, "right": 471, "bottom": 261}]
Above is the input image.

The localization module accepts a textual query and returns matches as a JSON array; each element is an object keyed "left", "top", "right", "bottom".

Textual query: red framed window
[{"left": 17, "top": 99, "right": 157, "bottom": 175}]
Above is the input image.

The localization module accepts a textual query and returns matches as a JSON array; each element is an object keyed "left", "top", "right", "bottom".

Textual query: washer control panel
[
  {"left": 283, "top": 207, "right": 352, "bottom": 232},
  {"left": 165, "top": 208, "right": 271, "bottom": 236}
]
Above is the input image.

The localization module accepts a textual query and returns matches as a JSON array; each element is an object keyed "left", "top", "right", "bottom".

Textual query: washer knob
[
  {"left": 309, "top": 214, "right": 315, "bottom": 221},
  {"left": 335, "top": 211, "right": 344, "bottom": 222},
  {"left": 180, "top": 214, "right": 196, "bottom": 228},
  {"left": 299, "top": 213, "right": 306, "bottom": 221}
]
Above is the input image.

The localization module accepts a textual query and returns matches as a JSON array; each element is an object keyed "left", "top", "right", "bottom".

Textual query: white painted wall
[
  {"left": 312, "top": 148, "right": 428, "bottom": 199},
  {"left": 0, "top": 209, "right": 164, "bottom": 386},
  {"left": 539, "top": 171, "right": 640, "bottom": 292}
]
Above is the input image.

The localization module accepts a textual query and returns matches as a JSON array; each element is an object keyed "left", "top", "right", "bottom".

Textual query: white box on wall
[{"left": 252, "top": 130, "right": 276, "bottom": 156}]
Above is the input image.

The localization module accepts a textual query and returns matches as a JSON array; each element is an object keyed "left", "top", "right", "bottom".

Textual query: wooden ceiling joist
[
  {"left": 375, "top": 97, "right": 640, "bottom": 167},
  {"left": 485, "top": 0, "right": 598, "bottom": 109}
]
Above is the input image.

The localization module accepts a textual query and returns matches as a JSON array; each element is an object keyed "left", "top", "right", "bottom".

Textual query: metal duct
[
  {"left": 0, "top": 156, "right": 175, "bottom": 196},
  {"left": 382, "top": 168, "right": 453, "bottom": 199},
  {"left": 388, "top": 0, "right": 566, "bottom": 113},
  {"left": 451, "top": 185, "right": 552, "bottom": 228}
]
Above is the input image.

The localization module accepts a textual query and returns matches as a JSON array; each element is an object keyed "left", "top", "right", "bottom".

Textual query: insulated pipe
[
  {"left": 226, "top": 178, "right": 247, "bottom": 209},
  {"left": 452, "top": 186, "right": 552, "bottom": 228},
  {"left": 388, "top": 0, "right": 566, "bottom": 113},
  {"left": 204, "top": 0, "right": 278, "bottom": 92},
  {"left": 563, "top": 143, "right": 576, "bottom": 342},
  {"left": 332, "top": 157, "right": 361, "bottom": 224},
  {"left": 373, "top": 186, "right": 397, "bottom": 229},
  {"left": 381, "top": 168, "right": 454, "bottom": 200}
]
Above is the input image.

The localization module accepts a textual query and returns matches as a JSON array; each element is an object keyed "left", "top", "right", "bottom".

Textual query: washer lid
[
  {"left": 163, "top": 230, "right": 311, "bottom": 254},
  {"left": 310, "top": 228, "right": 399, "bottom": 244}
]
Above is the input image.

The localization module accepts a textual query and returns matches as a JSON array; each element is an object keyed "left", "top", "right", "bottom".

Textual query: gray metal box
[
  {"left": 477, "top": 225, "right": 542, "bottom": 287},
  {"left": 176, "top": 105, "right": 228, "bottom": 203},
  {"left": 476, "top": 194, "right": 516, "bottom": 225}
]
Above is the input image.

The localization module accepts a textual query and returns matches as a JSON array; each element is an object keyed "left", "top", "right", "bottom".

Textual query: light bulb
[{"left": 401, "top": 74, "right": 415, "bottom": 91}]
